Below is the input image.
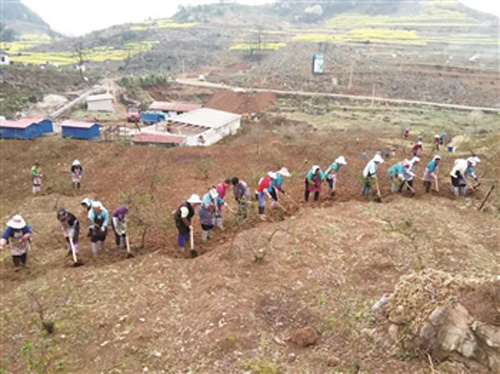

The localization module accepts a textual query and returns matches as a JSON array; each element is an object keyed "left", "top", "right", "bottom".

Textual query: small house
[
  {"left": 148, "top": 101, "right": 202, "bottom": 118},
  {"left": 0, "top": 50, "right": 9, "bottom": 66},
  {"left": 61, "top": 121, "right": 100, "bottom": 139},
  {"left": 0, "top": 120, "right": 42, "bottom": 139},
  {"left": 86, "top": 93, "right": 114, "bottom": 112},
  {"left": 15, "top": 118, "right": 53, "bottom": 134},
  {"left": 131, "top": 133, "right": 186, "bottom": 148}
]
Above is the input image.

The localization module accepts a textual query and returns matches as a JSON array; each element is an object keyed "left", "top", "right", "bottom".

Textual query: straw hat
[
  {"left": 268, "top": 172, "right": 278, "bottom": 179},
  {"left": 7, "top": 215, "right": 26, "bottom": 229}
]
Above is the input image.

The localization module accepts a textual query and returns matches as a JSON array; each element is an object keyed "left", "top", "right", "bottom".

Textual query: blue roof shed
[
  {"left": 40, "top": 119, "right": 53, "bottom": 133},
  {"left": 0, "top": 121, "right": 42, "bottom": 139},
  {"left": 61, "top": 121, "right": 100, "bottom": 139}
]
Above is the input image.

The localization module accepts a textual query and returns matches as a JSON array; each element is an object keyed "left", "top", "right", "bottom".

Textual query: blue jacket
[
  {"left": 388, "top": 163, "right": 403, "bottom": 177},
  {"left": 268, "top": 173, "right": 284, "bottom": 192},
  {"left": 88, "top": 208, "right": 109, "bottom": 228},
  {"left": 325, "top": 162, "right": 341, "bottom": 179},
  {"left": 2, "top": 225, "right": 32, "bottom": 240},
  {"left": 427, "top": 160, "right": 438, "bottom": 173}
]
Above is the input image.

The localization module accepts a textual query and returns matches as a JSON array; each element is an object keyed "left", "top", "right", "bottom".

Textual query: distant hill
[{"left": 1, "top": 1, "right": 55, "bottom": 40}]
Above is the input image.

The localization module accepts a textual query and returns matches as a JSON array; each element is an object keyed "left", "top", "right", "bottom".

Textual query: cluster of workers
[{"left": 0, "top": 146, "right": 482, "bottom": 269}]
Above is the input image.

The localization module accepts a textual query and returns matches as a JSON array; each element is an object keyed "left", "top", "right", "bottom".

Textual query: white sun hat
[
  {"left": 187, "top": 194, "right": 202, "bottom": 204},
  {"left": 81, "top": 198, "right": 92, "bottom": 206},
  {"left": 335, "top": 156, "right": 347, "bottom": 165},
  {"left": 278, "top": 167, "right": 291, "bottom": 177},
  {"left": 433, "top": 155, "right": 442, "bottom": 161},
  {"left": 373, "top": 154, "right": 385, "bottom": 163},
  {"left": 311, "top": 165, "right": 321, "bottom": 173},
  {"left": 467, "top": 156, "right": 481, "bottom": 164},
  {"left": 268, "top": 172, "right": 278, "bottom": 179},
  {"left": 7, "top": 215, "right": 26, "bottom": 229},
  {"left": 209, "top": 188, "right": 218, "bottom": 199},
  {"left": 92, "top": 201, "right": 102, "bottom": 210},
  {"left": 411, "top": 156, "right": 421, "bottom": 163},
  {"left": 72, "top": 160, "right": 81, "bottom": 166}
]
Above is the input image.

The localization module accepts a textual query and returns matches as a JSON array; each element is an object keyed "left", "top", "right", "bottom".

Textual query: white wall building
[
  {"left": 86, "top": 93, "right": 114, "bottom": 112},
  {"left": 0, "top": 50, "right": 10, "bottom": 65},
  {"left": 140, "top": 108, "right": 241, "bottom": 147}
]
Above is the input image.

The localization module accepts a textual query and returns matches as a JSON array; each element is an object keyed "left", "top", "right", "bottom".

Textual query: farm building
[
  {"left": 61, "top": 121, "right": 100, "bottom": 139},
  {"left": 86, "top": 93, "right": 114, "bottom": 112},
  {"left": 0, "top": 120, "right": 42, "bottom": 139},
  {"left": 131, "top": 133, "right": 186, "bottom": 148},
  {"left": 0, "top": 50, "right": 9, "bottom": 65},
  {"left": 149, "top": 101, "right": 202, "bottom": 117},
  {"left": 15, "top": 118, "right": 53, "bottom": 134},
  {"left": 140, "top": 108, "right": 241, "bottom": 147}
]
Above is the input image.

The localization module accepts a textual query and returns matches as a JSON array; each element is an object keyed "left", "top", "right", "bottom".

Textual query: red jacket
[{"left": 257, "top": 177, "right": 270, "bottom": 192}]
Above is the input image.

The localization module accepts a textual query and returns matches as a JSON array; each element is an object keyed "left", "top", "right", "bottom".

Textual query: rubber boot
[
  {"left": 215, "top": 218, "right": 224, "bottom": 230},
  {"left": 460, "top": 186, "right": 466, "bottom": 196},
  {"left": 258, "top": 206, "right": 266, "bottom": 220},
  {"left": 91, "top": 242, "right": 98, "bottom": 255},
  {"left": 73, "top": 242, "right": 80, "bottom": 253},
  {"left": 452, "top": 186, "right": 459, "bottom": 197},
  {"left": 201, "top": 230, "right": 209, "bottom": 242},
  {"left": 99, "top": 241, "right": 105, "bottom": 251}
]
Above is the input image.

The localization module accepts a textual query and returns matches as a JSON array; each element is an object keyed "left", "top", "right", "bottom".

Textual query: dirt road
[{"left": 176, "top": 78, "right": 500, "bottom": 113}]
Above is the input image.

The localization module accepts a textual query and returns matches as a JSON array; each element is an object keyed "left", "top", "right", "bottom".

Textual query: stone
[
  {"left": 472, "top": 321, "right": 500, "bottom": 372},
  {"left": 327, "top": 355, "right": 341, "bottom": 367},
  {"left": 420, "top": 304, "right": 486, "bottom": 364},
  {"left": 291, "top": 327, "right": 318, "bottom": 347}
]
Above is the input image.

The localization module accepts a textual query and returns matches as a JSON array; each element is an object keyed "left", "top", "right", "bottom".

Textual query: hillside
[
  {"left": 0, "top": 114, "right": 498, "bottom": 372},
  {"left": 0, "top": 1, "right": 54, "bottom": 39}
]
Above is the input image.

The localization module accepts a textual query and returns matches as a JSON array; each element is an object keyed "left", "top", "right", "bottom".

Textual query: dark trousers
[
  {"left": 424, "top": 181, "right": 432, "bottom": 193},
  {"left": 304, "top": 179, "right": 319, "bottom": 201},
  {"left": 111, "top": 220, "right": 126, "bottom": 247},
  {"left": 399, "top": 179, "right": 413, "bottom": 192},
  {"left": 12, "top": 253, "right": 27, "bottom": 267}
]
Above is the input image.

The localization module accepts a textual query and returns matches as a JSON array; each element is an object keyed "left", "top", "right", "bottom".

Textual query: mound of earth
[
  {"left": 365, "top": 269, "right": 500, "bottom": 373},
  {"left": 205, "top": 90, "right": 277, "bottom": 114}
]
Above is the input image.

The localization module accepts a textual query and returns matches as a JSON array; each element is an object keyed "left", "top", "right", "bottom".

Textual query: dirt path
[{"left": 176, "top": 78, "right": 500, "bottom": 113}]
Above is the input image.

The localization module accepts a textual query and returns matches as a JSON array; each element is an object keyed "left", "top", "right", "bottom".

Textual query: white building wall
[
  {"left": 0, "top": 54, "right": 10, "bottom": 65},
  {"left": 87, "top": 99, "right": 114, "bottom": 112}
]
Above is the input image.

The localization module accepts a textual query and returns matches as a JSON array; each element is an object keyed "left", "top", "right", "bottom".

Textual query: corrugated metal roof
[
  {"left": 149, "top": 101, "right": 202, "bottom": 112},
  {"left": 15, "top": 118, "right": 43, "bottom": 126},
  {"left": 132, "top": 133, "right": 186, "bottom": 144},
  {"left": 86, "top": 93, "right": 114, "bottom": 102},
  {"left": 0, "top": 120, "right": 34, "bottom": 129},
  {"left": 61, "top": 120, "right": 99, "bottom": 129},
  {"left": 168, "top": 108, "right": 240, "bottom": 129}
]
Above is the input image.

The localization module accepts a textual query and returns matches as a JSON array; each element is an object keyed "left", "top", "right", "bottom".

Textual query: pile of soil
[{"left": 204, "top": 90, "right": 277, "bottom": 114}]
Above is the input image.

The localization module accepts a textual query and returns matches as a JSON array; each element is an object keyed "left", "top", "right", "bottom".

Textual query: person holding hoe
[
  {"left": 30, "top": 162, "right": 43, "bottom": 194},
  {"left": 269, "top": 167, "right": 291, "bottom": 208},
  {"left": 399, "top": 157, "right": 420, "bottom": 195},
  {"left": 71, "top": 160, "right": 83, "bottom": 189},
  {"left": 362, "top": 154, "right": 384, "bottom": 196},
  {"left": 0, "top": 215, "right": 32, "bottom": 271},
  {"left": 231, "top": 177, "right": 250, "bottom": 220},
  {"left": 305, "top": 165, "right": 324, "bottom": 202},
  {"left": 57, "top": 208, "right": 80, "bottom": 256},
  {"left": 422, "top": 155, "right": 441, "bottom": 193},
  {"left": 111, "top": 199, "right": 133, "bottom": 250},
  {"left": 388, "top": 161, "right": 404, "bottom": 193},
  {"left": 199, "top": 187, "right": 220, "bottom": 242},
  {"left": 88, "top": 201, "right": 109, "bottom": 254},
  {"left": 174, "top": 194, "right": 202, "bottom": 258},
  {"left": 324, "top": 156, "right": 347, "bottom": 197},
  {"left": 256, "top": 172, "right": 277, "bottom": 219}
]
